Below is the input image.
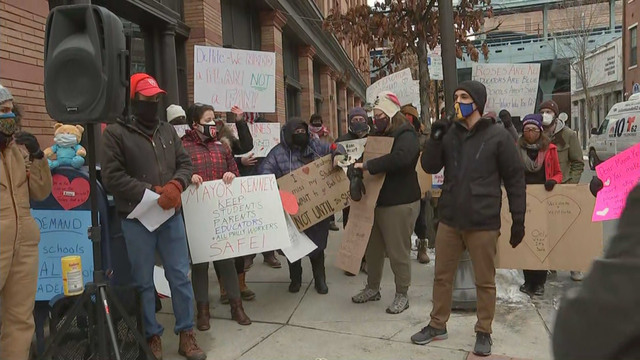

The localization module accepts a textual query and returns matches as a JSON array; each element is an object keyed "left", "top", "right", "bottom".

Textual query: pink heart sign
[{"left": 51, "top": 174, "right": 90, "bottom": 210}]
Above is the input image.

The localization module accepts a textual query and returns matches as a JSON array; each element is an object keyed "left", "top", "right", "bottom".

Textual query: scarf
[
  {"left": 309, "top": 125, "right": 329, "bottom": 139},
  {"left": 518, "top": 138, "right": 546, "bottom": 173}
]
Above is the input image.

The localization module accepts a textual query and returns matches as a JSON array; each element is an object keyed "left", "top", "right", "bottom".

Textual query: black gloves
[
  {"left": 510, "top": 217, "right": 525, "bottom": 248},
  {"left": 13, "top": 131, "right": 44, "bottom": 159},
  {"left": 430, "top": 119, "right": 451, "bottom": 141},
  {"left": 589, "top": 176, "right": 604, "bottom": 197},
  {"left": 347, "top": 164, "right": 365, "bottom": 201},
  {"left": 544, "top": 179, "right": 557, "bottom": 191}
]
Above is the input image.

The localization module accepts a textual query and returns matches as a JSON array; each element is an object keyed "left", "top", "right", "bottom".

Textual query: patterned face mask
[{"left": 0, "top": 112, "right": 18, "bottom": 135}]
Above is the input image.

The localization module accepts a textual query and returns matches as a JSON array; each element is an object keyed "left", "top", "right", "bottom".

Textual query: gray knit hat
[{"left": 0, "top": 85, "right": 13, "bottom": 105}]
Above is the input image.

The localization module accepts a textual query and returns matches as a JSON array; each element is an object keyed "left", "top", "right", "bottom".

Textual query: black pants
[
  {"left": 343, "top": 207, "right": 350, "bottom": 228},
  {"left": 523, "top": 270, "right": 547, "bottom": 286},
  {"left": 414, "top": 198, "right": 427, "bottom": 240}
]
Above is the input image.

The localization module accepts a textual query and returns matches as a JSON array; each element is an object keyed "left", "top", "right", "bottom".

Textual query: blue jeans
[{"left": 121, "top": 213, "right": 195, "bottom": 338}]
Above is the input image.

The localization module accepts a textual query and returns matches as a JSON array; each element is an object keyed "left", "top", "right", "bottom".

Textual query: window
[
  {"left": 630, "top": 26, "right": 638, "bottom": 67},
  {"left": 286, "top": 87, "right": 300, "bottom": 118},
  {"left": 524, "top": 17, "right": 531, "bottom": 32},
  {"left": 597, "top": 119, "right": 609, "bottom": 135}
]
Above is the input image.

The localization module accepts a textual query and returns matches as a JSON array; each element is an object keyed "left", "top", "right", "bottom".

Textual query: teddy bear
[{"left": 44, "top": 123, "right": 86, "bottom": 169}]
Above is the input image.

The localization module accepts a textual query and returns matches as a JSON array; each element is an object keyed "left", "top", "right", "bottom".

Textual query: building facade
[
  {"left": 0, "top": 0, "right": 369, "bottom": 147},
  {"left": 623, "top": 0, "right": 640, "bottom": 96}
]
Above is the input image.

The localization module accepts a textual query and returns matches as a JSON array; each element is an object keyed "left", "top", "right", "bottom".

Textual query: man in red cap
[{"left": 101, "top": 73, "right": 206, "bottom": 360}]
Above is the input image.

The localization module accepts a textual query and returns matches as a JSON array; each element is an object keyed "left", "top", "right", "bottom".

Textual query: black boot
[
  {"left": 310, "top": 252, "right": 329, "bottom": 294},
  {"left": 288, "top": 260, "right": 302, "bottom": 293}
]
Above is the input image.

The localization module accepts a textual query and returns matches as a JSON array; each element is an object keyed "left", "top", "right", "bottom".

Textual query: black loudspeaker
[{"left": 44, "top": 5, "right": 127, "bottom": 124}]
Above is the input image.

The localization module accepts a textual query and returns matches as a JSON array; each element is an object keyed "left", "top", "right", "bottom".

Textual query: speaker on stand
[{"left": 40, "top": 3, "right": 156, "bottom": 360}]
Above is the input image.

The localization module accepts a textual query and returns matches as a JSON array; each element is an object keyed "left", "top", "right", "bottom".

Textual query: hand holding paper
[{"left": 127, "top": 189, "right": 176, "bottom": 232}]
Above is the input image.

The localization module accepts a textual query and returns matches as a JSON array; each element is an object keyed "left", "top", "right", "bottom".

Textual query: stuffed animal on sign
[{"left": 44, "top": 123, "right": 86, "bottom": 169}]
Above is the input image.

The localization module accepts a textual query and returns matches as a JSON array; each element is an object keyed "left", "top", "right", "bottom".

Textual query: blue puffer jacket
[{"left": 258, "top": 118, "right": 345, "bottom": 258}]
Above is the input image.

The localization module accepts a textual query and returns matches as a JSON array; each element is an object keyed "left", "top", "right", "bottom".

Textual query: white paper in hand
[
  {"left": 154, "top": 266, "right": 171, "bottom": 297},
  {"left": 281, "top": 213, "right": 317, "bottom": 262},
  {"left": 127, "top": 189, "right": 175, "bottom": 232}
]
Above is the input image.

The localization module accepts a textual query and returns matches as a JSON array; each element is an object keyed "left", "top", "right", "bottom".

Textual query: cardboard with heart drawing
[
  {"left": 277, "top": 155, "right": 351, "bottom": 231},
  {"left": 336, "top": 137, "right": 394, "bottom": 274},
  {"left": 496, "top": 184, "right": 603, "bottom": 272}
]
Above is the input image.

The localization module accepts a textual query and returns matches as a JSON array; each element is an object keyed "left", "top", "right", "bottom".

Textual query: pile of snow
[{"left": 495, "top": 269, "right": 531, "bottom": 305}]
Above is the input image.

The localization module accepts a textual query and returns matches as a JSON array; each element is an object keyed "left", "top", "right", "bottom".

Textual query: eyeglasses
[{"left": 523, "top": 128, "right": 541, "bottom": 133}]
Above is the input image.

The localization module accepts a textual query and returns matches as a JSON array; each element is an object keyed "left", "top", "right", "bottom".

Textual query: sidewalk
[{"left": 158, "top": 228, "right": 557, "bottom": 360}]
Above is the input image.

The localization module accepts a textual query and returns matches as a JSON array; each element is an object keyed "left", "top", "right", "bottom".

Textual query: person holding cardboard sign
[
  {"left": 350, "top": 92, "right": 421, "bottom": 315},
  {"left": 182, "top": 103, "right": 253, "bottom": 330},
  {"left": 516, "top": 114, "right": 563, "bottom": 297},
  {"left": 258, "top": 117, "right": 346, "bottom": 294},
  {"left": 412, "top": 81, "right": 526, "bottom": 357}
]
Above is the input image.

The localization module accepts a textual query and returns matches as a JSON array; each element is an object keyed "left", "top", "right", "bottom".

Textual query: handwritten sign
[
  {"left": 281, "top": 213, "right": 318, "bottom": 262},
  {"left": 34, "top": 209, "right": 94, "bottom": 301},
  {"left": 277, "top": 155, "right": 350, "bottom": 231},
  {"left": 472, "top": 63, "right": 541, "bottom": 119},
  {"left": 496, "top": 185, "right": 603, "bottom": 272},
  {"left": 194, "top": 46, "right": 276, "bottom": 112},
  {"left": 366, "top": 68, "right": 413, "bottom": 105},
  {"left": 227, "top": 122, "right": 281, "bottom": 157},
  {"left": 336, "top": 138, "right": 367, "bottom": 171},
  {"left": 593, "top": 143, "right": 640, "bottom": 221},
  {"left": 336, "top": 137, "right": 394, "bottom": 274},
  {"left": 181, "top": 175, "right": 290, "bottom": 263},
  {"left": 174, "top": 124, "right": 189, "bottom": 138}
]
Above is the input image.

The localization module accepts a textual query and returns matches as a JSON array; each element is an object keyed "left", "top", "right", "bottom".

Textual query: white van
[{"left": 587, "top": 99, "right": 640, "bottom": 170}]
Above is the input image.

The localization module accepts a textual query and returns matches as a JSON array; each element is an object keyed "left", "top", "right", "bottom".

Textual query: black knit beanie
[{"left": 455, "top": 80, "right": 487, "bottom": 114}]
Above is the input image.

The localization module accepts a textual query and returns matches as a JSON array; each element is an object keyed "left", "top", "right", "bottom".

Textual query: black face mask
[
  {"left": 132, "top": 99, "right": 159, "bottom": 125},
  {"left": 349, "top": 122, "right": 369, "bottom": 137},
  {"left": 292, "top": 133, "right": 309, "bottom": 148}
]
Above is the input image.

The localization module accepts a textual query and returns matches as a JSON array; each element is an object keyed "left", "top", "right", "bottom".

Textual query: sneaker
[
  {"left": 147, "top": 335, "right": 163, "bottom": 360},
  {"left": 571, "top": 271, "right": 584, "bottom": 281},
  {"left": 410, "top": 325, "right": 448, "bottom": 345},
  {"left": 178, "top": 330, "right": 206, "bottom": 360},
  {"left": 473, "top": 332, "right": 492, "bottom": 356},
  {"left": 351, "top": 287, "right": 381, "bottom": 303},
  {"left": 532, "top": 284, "right": 545, "bottom": 296},
  {"left": 386, "top": 292, "right": 409, "bottom": 314}
]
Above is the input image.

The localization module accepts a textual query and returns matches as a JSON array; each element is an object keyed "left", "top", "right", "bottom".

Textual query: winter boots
[
  {"left": 239, "top": 272, "right": 256, "bottom": 300},
  {"left": 310, "top": 253, "right": 328, "bottom": 294},
  {"left": 288, "top": 260, "right": 303, "bottom": 293},
  {"left": 178, "top": 330, "right": 206, "bottom": 360},
  {"left": 229, "top": 298, "right": 251, "bottom": 325},
  {"left": 196, "top": 302, "right": 210, "bottom": 331},
  {"left": 417, "top": 239, "right": 430, "bottom": 264}
]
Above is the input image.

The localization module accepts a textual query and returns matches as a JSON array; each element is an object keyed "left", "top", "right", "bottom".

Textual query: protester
[
  {"left": 350, "top": 91, "right": 421, "bottom": 315},
  {"left": 167, "top": 104, "right": 187, "bottom": 125},
  {"left": 540, "top": 100, "right": 585, "bottom": 281},
  {"left": 0, "top": 85, "right": 52, "bottom": 359},
  {"left": 309, "top": 113, "right": 340, "bottom": 232},
  {"left": 258, "top": 117, "right": 346, "bottom": 294},
  {"left": 516, "top": 114, "right": 563, "bottom": 297},
  {"left": 401, "top": 104, "right": 430, "bottom": 264},
  {"left": 411, "top": 80, "right": 526, "bottom": 356},
  {"left": 101, "top": 73, "right": 206, "bottom": 360},
  {"left": 336, "top": 107, "right": 371, "bottom": 276},
  {"left": 498, "top": 109, "right": 519, "bottom": 141},
  {"left": 553, "top": 181, "right": 640, "bottom": 359},
  {"left": 182, "top": 103, "right": 251, "bottom": 329}
]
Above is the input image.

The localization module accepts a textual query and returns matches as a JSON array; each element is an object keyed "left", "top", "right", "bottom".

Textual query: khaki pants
[
  {"left": 366, "top": 201, "right": 420, "bottom": 294},
  {"left": 429, "top": 223, "right": 499, "bottom": 334}
]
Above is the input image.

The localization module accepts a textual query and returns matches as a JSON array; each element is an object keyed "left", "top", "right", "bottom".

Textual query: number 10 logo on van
[{"left": 608, "top": 116, "right": 637, "bottom": 137}]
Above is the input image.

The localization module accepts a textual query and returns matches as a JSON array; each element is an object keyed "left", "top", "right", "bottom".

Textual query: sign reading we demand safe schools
[
  {"left": 193, "top": 45, "right": 276, "bottom": 113},
  {"left": 181, "top": 175, "right": 290, "bottom": 264}
]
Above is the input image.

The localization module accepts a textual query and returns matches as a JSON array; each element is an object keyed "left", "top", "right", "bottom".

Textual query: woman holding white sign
[{"left": 182, "top": 103, "right": 252, "bottom": 330}]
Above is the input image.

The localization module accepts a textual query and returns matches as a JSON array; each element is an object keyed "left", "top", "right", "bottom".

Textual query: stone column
[
  {"left": 337, "top": 83, "right": 348, "bottom": 136},
  {"left": 260, "top": 10, "right": 287, "bottom": 124},
  {"left": 347, "top": 91, "right": 355, "bottom": 112},
  {"left": 319, "top": 66, "right": 333, "bottom": 132},
  {"left": 161, "top": 24, "right": 180, "bottom": 112},
  {"left": 298, "top": 46, "right": 317, "bottom": 118}
]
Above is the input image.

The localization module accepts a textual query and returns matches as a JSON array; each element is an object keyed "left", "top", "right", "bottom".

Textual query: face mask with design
[
  {"left": 454, "top": 102, "right": 475, "bottom": 120},
  {"left": 196, "top": 122, "right": 217, "bottom": 139},
  {"left": 542, "top": 113, "right": 555, "bottom": 126},
  {"left": 54, "top": 133, "right": 78, "bottom": 147},
  {"left": 0, "top": 112, "right": 18, "bottom": 135}
]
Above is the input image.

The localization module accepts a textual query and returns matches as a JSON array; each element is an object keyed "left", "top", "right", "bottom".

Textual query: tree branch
[{"left": 371, "top": 55, "right": 397, "bottom": 73}]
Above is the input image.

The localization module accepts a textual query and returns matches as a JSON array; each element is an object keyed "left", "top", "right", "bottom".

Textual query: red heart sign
[
  {"left": 52, "top": 174, "right": 91, "bottom": 210},
  {"left": 301, "top": 167, "right": 310, "bottom": 175}
]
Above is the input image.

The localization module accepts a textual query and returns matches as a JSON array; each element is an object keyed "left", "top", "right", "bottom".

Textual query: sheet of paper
[
  {"left": 154, "top": 266, "right": 171, "bottom": 298},
  {"left": 281, "top": 213, "right": 317, "bottom": 263},
  {"left": 127, "top": 189, "right": 175, "bottom": 232}
]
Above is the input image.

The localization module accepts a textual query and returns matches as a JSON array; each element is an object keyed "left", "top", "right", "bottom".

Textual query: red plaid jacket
[{"left": 181, "top": 129, "right": 240, "bottom": 181}]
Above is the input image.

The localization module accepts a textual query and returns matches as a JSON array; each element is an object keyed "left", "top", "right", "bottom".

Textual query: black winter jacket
[
  {"left": 365, "top": 123, "right": 421, "bottom": 207},
  {"left": 421, "top": 117, "right": 526, "bottom": 231},
  {"left": 101, "top": 117, "right": 193, "bottom": 216}
]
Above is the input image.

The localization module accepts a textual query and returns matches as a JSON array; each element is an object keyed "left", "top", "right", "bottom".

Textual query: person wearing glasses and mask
[{"left": 412, "top": 81, "right": 526, "bottom": 357}]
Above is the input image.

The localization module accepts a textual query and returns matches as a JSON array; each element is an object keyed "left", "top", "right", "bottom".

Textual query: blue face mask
[{"left": 454, "top": 102, "right": 475, "bottom": 120}]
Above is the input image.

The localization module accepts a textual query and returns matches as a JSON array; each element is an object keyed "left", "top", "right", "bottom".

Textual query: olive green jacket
[{"left": 550, "top": 126, "right": 584, "bottom": 184}]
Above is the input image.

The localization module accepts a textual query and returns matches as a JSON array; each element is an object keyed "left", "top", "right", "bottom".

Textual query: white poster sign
[
  {"left": 366, "top": 68, "right": 414, "bottom": 105},
  {"left": 428, "top": 55, "right": 443, "bottom": 81},
  {"left": 281, "top": 213, "right": 318, "bottom": 263},
  {"left": 472, "top": 63, "right": 541, "bottom": 119},
  {"left": 173, "top": 124, "right": 190, "bottom": 138},
  {"left": 194, "top": 45, "right": 276, "bottom": 112},
  {"left": 226, "top": 123, "right": 281, "bottom": 157},
  {"left": 181, "top": 175, "right": 291, "bottom": 263}
]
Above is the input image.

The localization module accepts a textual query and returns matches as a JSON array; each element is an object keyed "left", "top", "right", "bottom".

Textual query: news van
[{"left": 587, "top": 99, "right": 640, "bottom": 170}]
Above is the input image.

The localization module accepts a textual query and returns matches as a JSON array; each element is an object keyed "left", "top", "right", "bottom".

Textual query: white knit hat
[
  {"left": 0, "top": 85, "right": 13, "bottom": 105},
  {"left": 166, "top": 104, "right": 186, "bottom": 122},
  {"left": 373, "top": 91, "right": 401, "bottom": 118}
]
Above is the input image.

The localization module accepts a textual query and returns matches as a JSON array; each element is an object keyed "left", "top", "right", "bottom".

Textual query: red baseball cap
[{"left": 130, "top": 73, "right": 166, "bottom": 99}]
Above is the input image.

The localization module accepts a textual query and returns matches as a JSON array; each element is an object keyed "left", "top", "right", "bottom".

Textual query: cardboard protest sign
[
  {"left": 34, "top": 209, "right": 94, "bottom": 301},
  {"left": 181, "top": 175, "right": 290, "bottom": 263},
  {"left": 226, "top": 122, "right": 281, "bottom": 157},
  {"left": 366, "top": 68, "right": 414, "bottom": 105},
  {"left": 496, "top": 184, "right": 603, "bottom": 272},
  {"left": 281, "top": 213, "right": 318, "bottom": 262},
  {"left": 593, "top": 143, "right": 640, "bottom": 221},
  {"left": 336, "top": 137, "right": 394, "bottom": 274},
  {"left": 336, "top": 138, "right": 367, "bottom": 171},
  {"left": 277, "top": 155, "right": 350, "bottom": 231},
  {"left": 472, "top": 63, "right": 540, "bottom": 119},
  {"left": 415, "top": 154, "right": 444, "bottom": 198},
  {"left": 193, "top": 46, "right": 276, "bottom": 112}
]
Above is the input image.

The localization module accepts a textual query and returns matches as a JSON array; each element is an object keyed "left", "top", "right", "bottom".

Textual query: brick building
[
  {"left": 623, "top": 0, "right": 639, "bottom": 96},
  {"left": 0, "top": 0, "right": 370, "bottom": 148}
]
